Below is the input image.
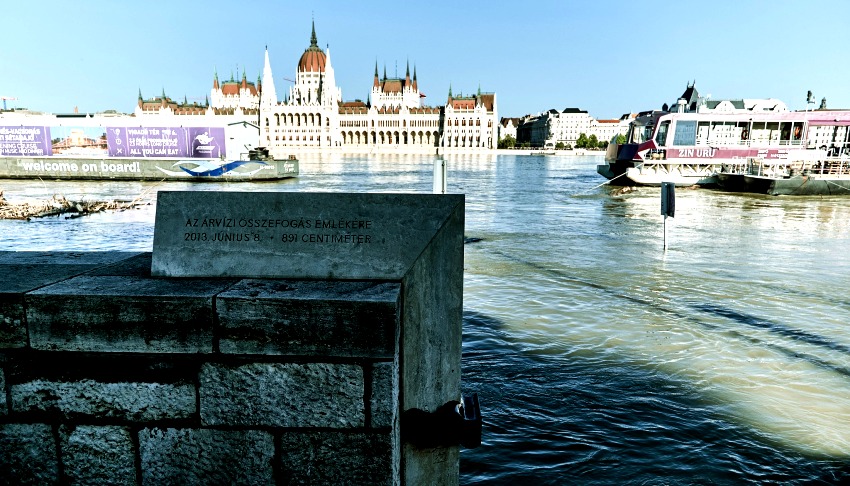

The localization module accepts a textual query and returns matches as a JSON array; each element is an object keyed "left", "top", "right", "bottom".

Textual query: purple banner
[
  {"left": 0, "top": 126, "right": 52, "bottom": 156},
  {"left": 107, "top": 126, "right": 224, "bottom": 158}
]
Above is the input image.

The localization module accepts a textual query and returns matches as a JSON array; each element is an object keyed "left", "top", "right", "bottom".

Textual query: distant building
[
  {"left": 516, "top": 108, "right": 629, "bottom": 147},
  {"left": 591, "top": 116, "right": 632, "bottom": 144},
  {"left": 259, "top": 21, "right": 496, "bottom": 154},
  {"left": 668, "top": 82, "right": 788, "bottom": 113},
  {"left": 134, "top": 89, "right": 213, "bottom": 116},
  {"left": 442, "top": 87, "right": 497, "bottom": 149},
  {"left": 135, "top": 20, "right": 497, "bottom": 154},
  {"left": 210, "top": 70, "right": 261, "bottom": 113},
  {"left": 133, "top": 68, "right": 262, "bottom": 117},
  {"left": 499, "top": 117, "right": 520, "bottom": 141}
]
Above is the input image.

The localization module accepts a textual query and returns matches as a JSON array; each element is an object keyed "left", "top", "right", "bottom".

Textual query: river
[{"left": 2, "top": 153, "right": 849, "bottom": 484}]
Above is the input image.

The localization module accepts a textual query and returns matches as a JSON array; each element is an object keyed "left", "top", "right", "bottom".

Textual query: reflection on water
[{"left": 2, "top": 153, "right": 850, "bottom": 483}]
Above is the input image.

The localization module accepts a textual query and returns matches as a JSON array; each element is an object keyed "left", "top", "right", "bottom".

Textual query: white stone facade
[
  {"left": 258, "top": 23, "right": 496, "bottom": 155},
  {"left": 442, "top": 89, "right": 498, "bottom": 150},
  {"left": 209, "top": 71, "right": 260, "bottom": 112},
  {"left": 518, "top": 109, "right": 630, "bottom": 147}
]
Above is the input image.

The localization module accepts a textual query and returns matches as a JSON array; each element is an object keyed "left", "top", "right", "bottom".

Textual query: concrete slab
[
  {"left": 26, "top": 276, "right": 238, "bottom": 353},
  {"left": 151, "top": 191, "right": 464, "bottom": 279},
  {"left": 216, "top": 279, "right": 400, "bottom": 357},
  {"left": 0, "top": 251, "right": 142, "bottom": 266}
]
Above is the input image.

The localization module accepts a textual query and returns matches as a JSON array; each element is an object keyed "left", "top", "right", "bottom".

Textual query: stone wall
[{"left": 0, "top": 251, "right": 403, "bottom": 485}]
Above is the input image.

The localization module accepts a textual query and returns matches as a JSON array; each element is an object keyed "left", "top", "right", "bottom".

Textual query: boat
[
  {"left": 0, "top": 111, "right": 298, "bottom": 181},
  {"left": 599, "top": 108, "right": 850, "bottom": 187}
]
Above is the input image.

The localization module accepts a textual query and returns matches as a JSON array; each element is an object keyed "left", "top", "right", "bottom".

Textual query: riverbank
[
  {"left": 493, "top": 148, "right": 603, "bottom": 156},
  {"left": 0, "top": 191, "right": 147, "bottom": 220}
]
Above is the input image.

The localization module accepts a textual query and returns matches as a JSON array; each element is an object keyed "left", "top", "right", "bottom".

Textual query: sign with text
[
  {"left": 106, "top": 126, "right": 224, "bottom": 158},
  {"left": 151, "top": 191, "right": 465, "bottom": 279},
  {"left": 0, "top": 125, "right": 225, "bottom": 158},
  {"left": 0, "top": 126, "right": 53, "bottom": 156}
]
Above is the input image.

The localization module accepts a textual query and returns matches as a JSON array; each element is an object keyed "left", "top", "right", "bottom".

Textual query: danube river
[{"left": 2, "top": 154, "right": 850, "bottom": 484}]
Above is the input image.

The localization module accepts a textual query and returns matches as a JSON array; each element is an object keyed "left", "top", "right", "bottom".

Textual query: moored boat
[
  {"left": 597, "top": 83, "right": 850, "bottom": 187},
  {"left": 600, "top": 107, "right": 850, "bottom": 187},
  {"left": 0, "top": 111, "right": 299, "bottom": 181}
]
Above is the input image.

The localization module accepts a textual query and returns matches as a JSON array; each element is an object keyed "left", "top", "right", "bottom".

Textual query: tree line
[{"left": 498, "top": 133, "right": 627, "bottom": 150}]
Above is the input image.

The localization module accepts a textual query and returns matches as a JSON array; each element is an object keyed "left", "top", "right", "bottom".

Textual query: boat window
[
  {"left": 707, "top": 121, "right": 739, "bottom": 145},
  {"left": 766, "top": 122, "right": 780, "bottom": 144},
  {"left": 673, "top": 120, "right": 697, "bottom": 146},
  {"left": 655, "top": 121, "right": 670, "bottom": 146},
  {"left": 629, "top": 123, "right": 647, "bottom": 143},
  {"left": 791, "top": 122, "right": 804, "bottom": 144},
  {"left": 751, "top": 122, "right": 768, "bottom": 143},
  {"left": 641, "top": 124, "right": 654, "bottom": 143},
  {"left": 696, "top": 122, "right": 710, "bottom": 145},
  {"left": 737, "top": 122, "right": 749, "bottom": 143},
  {"left": 780, "top": 122, "right": 792, "bottom": 143},
  {"left": 626, "top": 124, "right": 635, "bottom": 143}
]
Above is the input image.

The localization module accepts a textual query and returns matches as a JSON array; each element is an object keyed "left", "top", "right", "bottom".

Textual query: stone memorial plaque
[{"left": 151, "top": 191, "right": 464, "bottom": 279}]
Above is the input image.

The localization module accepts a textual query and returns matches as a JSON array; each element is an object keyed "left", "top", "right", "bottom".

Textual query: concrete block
[
  {"left": 0, "top": 252, "right": 144, "bottom": 348},
  {"left": 0, "top": 297, "right": 26, "bottom": 349},
  {"left": 11, "top": 379, "right": 195, "bottom": 421},
  {"left": 139, "top": 428, "right": 274, "bottom": 485},
  {"left": 0, "top": 264, "right": 94, "bottom": 348},
  {"left": 27, "top": 275, "right": 237, "bottom": 353},
  {"left": 217, "top": 279, "right": 400, "bottom": 357},
  {"left": 60, "top": 426, "right": 135, "bottom": 485},
  {"left": 152, "top": 192, "right": 465, "bottom": 279},
  {"left": 279, "top": 431, "right": 393, "bottom": 485},
  {"left": 200, "top": 362, "right": 364, "bottom": 428},
  {"left": 83, "top": 252, "right": 154, "bottom": 277},
  {"left": 0, "top": 423, "right": 59, "bottom": 484},
  {"left": 0, "top": 251, "right": 141, "bottom": 266},
  {"left": 371, "top": 361, "right": 395, "bottom": 429}
]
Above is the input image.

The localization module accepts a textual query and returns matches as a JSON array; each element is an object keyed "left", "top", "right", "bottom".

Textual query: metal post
[
  {"left": 661, "top": 182, "right": 675, "bottom": 251},
  {"left": 433, "top": 157, "right": 447, "bottom": 194}
]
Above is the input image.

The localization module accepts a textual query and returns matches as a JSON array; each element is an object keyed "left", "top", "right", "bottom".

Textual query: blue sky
[{"left": 2, "top": 0, "right": 849, "bottom": 119}]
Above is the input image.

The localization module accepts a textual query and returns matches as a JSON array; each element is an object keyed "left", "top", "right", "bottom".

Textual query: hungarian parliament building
[{"left": 135, "top": 23, "right": 497, "bottom": 155}]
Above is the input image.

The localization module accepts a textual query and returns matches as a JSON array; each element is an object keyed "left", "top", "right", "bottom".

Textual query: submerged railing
[{"left": 725, "top": 157, "right": 850, "bottom": 178}]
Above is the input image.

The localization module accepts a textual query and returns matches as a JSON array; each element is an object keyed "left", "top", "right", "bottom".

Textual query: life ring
[{"left": 741, "top": 129, "right": 749, "bottom": 140}]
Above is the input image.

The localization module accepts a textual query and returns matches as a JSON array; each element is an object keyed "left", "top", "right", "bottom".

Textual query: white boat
[{"left": 597, "top": 90, "right": 850, "bottom": 188}]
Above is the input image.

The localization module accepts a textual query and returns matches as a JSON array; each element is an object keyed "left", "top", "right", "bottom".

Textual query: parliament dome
[{"left": 297, "top": 22, "right": 326, "bottom": 73}]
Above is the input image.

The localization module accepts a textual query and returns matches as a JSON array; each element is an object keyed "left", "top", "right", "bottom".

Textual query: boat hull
[
  {"left": 624, "top": 163, "right": 719, "bottom": 187},
  {"left": 0, "top": 156, "right": 298, "bottom": 181},
  {"left": 596, "top": 161, "right": 637, "bottom": 185},
  {"left": 715, "top": 172, "right": 749, "bottom": 192},
  {"left": 742, "top": 174, "right": 850, "bottom": 196}
]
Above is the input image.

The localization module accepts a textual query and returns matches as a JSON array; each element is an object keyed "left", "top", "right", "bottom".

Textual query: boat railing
[
  {"left": 696, "top": 139, "right": 809, "bottom": 148},
  {"left": 743, "top": 156, "right": 850, "bottom": 177}
]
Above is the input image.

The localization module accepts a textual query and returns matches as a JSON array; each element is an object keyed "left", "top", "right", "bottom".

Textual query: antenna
[{"left": 1, "top": 96, "right": 18, "bottom": 110}]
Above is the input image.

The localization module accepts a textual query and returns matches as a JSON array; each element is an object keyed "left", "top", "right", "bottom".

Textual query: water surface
[{"left": 2, "top": 154, "right": 849, "bottom": 484}]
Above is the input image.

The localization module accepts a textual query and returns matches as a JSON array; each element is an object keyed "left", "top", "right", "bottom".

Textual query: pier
[{"left": 0, "top": 191, "right": 469, "bottom": 484}]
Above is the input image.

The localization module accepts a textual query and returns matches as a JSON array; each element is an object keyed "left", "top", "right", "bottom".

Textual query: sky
[{"left": 2, "top": 0, "right": 849, "bottom": 119}]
